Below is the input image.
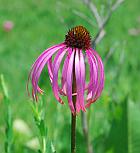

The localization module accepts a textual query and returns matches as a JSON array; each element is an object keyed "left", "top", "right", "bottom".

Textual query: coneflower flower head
[
  {"left": 27, "top": 25, "right": 104, "bottom": 114},
  {"left": 65, "top": 26, "right": 91, "bottom": 50}
]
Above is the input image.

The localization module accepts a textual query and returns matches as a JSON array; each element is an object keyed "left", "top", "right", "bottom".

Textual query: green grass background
[{"left": 0, "top": 0, "right": 140, "bottom": 152}]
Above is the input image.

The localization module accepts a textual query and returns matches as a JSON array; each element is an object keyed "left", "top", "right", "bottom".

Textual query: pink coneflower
[
  {"left": 3, "top": 20, "right": 14, "bottom": 32},
  {"left": 27, "top": 25, "right": 104, "bottom": 114}
]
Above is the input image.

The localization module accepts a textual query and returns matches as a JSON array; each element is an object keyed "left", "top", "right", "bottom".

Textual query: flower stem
[
  {"left": 71, "top": 53, "right": 77, "bottom": 153},
  {"left": 71, "top": 112, "right": 76, "bottom": 153}
]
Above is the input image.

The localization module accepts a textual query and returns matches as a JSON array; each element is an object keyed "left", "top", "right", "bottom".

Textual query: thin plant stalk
[
  {"left": 30, "top": 99, "right": 47, "bottom": 153},
  {"left": 5, "top": 103, "right": 12, "bottom": 153},
  {"left": 71, "top": 53, "right": 77, "bottom": 153},
  {"left": 42, "top": 136, "right": 46, "bottom": 153},
  {"left": 0, "top": 74, "right": 13, "bottom": 153},
  {"left": 81, "top": 111, "right": 93, "bottom": 153}
]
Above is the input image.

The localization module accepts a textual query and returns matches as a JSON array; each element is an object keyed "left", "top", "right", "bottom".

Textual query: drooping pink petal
[
  {"left": 86, "top": 51, "right": 98, "bottom": 93},
  {"left": 29, "top": 44, "right": 65, "bottom": 86},
  {"left": 61, "top": 48, "right": 72, "bottom": 93},
  {"left": 66, "top": 50, "right": 75, "bottom": 114},
  {"left": 29, "top": 44, "right": 65, "bottom": 99},
  {"left": 76, "top": 101, "right": 81, "bottom": 113},
  {"left": 85, "top": 49, "right": 104, "bottom": 107},
  {"left": 47, "top": 57, "right": 53, "bottom": 82},
  {"left": 90, "top": 49, "right": 104, "bottom": 99},
  {"left": 47, "top": 52, "right": 67, "bottom": 96},
  {"left": 28, "top": 44, "right": 64, "bottom": 89},
  {"left": 85, "top": 52, "right": 95, "bottom": 103},
  {"left": 32, "top": 45, "right": 65, "bottom": 88},
  {"left": 52, "top": 48, "right": 67, "bottom": 104},
  {"left": 75, "top": 49, "right": 85, "bottom": 112},
  {"left": 86, "top": 51, "right": 98, "bottom": 99},
  {"left": 32, "top": 43, "right": 65, "bottom": 73},
  {"left": 86, "top": 91, "right": 92, "bottom": 101},
  {"left": 85, "top": 53, "right": 99, "bottom": 107},
  {"left": 79, "top": 50, "right": 86, "bottom": 90},
  {"left": 79, "top": 50, "right": 86, "bottom": 112}
]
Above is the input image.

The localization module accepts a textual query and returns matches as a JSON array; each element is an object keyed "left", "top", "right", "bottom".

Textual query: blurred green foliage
[{"left": 0, "top": 0, "right": 140, "bottom": 153}]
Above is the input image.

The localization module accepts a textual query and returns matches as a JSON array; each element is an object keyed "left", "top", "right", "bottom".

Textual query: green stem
[
  {"left": 42, "top": 136, "right": 46, "bottom": 153},
  {"left": 31, "top": 101, "right": 47, "bottom": 153},
  {"left": 6, "top": 105, "right": 12, "bottom": 153},
  {"left": 0, "top": 75, "right": 13, "bottom": 153}
]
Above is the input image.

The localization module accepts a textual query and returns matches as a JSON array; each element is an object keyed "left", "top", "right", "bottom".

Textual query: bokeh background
[{"left": 0, "top": 0, "right": 140, "bottom": 153}]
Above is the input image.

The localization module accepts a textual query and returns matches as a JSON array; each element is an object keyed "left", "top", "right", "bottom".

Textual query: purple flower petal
[
  {"left": 66, "top": 50, "right": 75, "bottom": 114},
  {"left": 79, "top": 50, "right": 86, "bottom": 90},
  {"left": 47, "top": 57, "right": 53, "bottom": 82},
  {"left": 75, "top": 49, "right": 86, "bottom": 112},
  {"left": 86, "top": 51, "right": 98, "bottom": 99},
  {"left": 85, "top": 49, "right": 104, "bottom": 107},
  {"left": 47, "top": 52, "right": 67, "bottom": 96},
  {"left": 61, "top": 48, "right": 72, "bottom": 93},
  {"left": 33, "top": 45, "right": 65, "bottom": 90},
  {"left": 28, "top": 44, "right": 65, "bottom": 99},
  {"left": 79, "top": 50, "right": 86, "bottom": 112},
  {"left": 52, "top": 48, "right": 66, "bottom": 104},
  {"left": 90, "top": 49, "right": 104, "bottom": 99}
]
